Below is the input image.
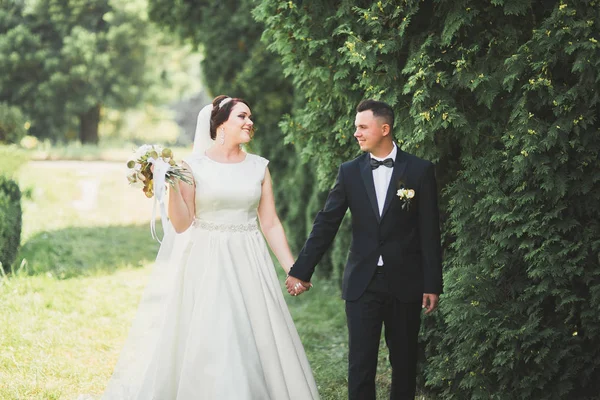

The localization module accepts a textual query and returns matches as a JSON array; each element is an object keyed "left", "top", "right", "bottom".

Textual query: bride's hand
[{"left": 285, "top": 276, "right": 311, "bottom": 296}]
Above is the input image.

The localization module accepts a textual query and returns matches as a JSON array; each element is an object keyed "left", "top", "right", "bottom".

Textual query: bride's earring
[{"left": 219, "top": 127, "right": 225, "bottom": 145}]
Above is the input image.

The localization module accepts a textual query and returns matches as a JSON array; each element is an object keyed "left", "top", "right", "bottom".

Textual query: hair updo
[{"left": 210, "top": 95, "right": 250, "bottom": 140}]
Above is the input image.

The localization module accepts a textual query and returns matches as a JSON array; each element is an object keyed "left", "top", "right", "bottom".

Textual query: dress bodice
[{"left": 184, "top": 152, "right": 269, "bottom": 225}]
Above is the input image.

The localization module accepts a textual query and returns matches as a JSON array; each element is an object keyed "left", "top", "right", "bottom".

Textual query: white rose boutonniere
[{"left": 396, "top": 182, "right": 415, "bottom": 210}]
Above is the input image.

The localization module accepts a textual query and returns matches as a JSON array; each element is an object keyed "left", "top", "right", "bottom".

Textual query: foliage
[
  {"left": 0, "top": 176, "right": 22, "bottom": 273},
  {"left": 0, "top": 0, "right": 157, "bottom": 143},
  {"left": 430, "top": 2, "right": 600, "bottom": 398},
  {"left": 0, "top": 143, "right": 27, "bottom": 273},
  {"left": 258, "top": 0, "right": 600, "bottom": 398},
  {"left": 0, "top": 103, "right": 28, "bottom": 144}
]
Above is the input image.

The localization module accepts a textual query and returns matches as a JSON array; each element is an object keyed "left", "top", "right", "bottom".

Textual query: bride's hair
[{"left": 210, "top": 95, "right": 250, "bottom": 139}]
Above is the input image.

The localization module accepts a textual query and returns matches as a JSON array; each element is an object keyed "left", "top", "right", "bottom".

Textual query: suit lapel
[
  {"left": 359, "top": 155, "right": 381, "bottom": 223},
  {"left": 381, "top": 149, "right": 408, "bottom": 220}
]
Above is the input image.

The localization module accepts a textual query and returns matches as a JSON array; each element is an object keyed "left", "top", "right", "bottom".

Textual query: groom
[{"left": 286, "top": 99, "right": 443, "bottom": 400}]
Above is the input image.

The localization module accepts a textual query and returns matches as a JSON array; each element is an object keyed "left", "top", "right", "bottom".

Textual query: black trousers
[{"left": 345, "top": 271, "right": 422, "bottom": 400}]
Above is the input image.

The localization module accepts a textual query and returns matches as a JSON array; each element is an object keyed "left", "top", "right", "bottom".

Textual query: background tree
[
  {"left": 0, "top": 0, "right": 153, "bottom": 143},
  {"left": 257, "top": 0, "right": 600, "bottom": 398}
]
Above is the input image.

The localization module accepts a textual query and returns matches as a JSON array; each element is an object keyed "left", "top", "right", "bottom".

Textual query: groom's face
[{"left": 354, "top": 110, "right": 389, "bottom": 154}]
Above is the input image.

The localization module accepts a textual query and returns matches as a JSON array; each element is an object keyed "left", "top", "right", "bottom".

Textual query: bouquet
[{"left": 126, "top": 144, "right": 192, "bottom": 198}]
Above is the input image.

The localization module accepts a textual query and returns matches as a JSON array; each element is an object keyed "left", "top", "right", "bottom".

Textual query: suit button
[{"left": 379, "top": 240, "right": 385, "bottom": 246}]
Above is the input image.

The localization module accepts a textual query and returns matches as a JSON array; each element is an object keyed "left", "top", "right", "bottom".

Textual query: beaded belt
[{"left": 193, "top": 219, "right": 258, "bottom": 233}]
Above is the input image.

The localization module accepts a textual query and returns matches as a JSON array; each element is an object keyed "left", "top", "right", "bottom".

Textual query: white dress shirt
[{"left": 371, "top": 144, "right": 397, "bottom": 266}]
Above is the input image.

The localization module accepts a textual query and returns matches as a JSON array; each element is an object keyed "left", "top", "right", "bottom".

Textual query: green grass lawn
[{"left": 0, "top": 161, "right": 401, "bottom": 400}]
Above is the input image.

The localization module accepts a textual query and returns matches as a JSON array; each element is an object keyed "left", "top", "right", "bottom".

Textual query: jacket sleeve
[
  {"left": 418, "top": 162, "right": 443, "bottom": 294},
  {"left": 288, "top": 165, "right": 349, "bottom": 282}
]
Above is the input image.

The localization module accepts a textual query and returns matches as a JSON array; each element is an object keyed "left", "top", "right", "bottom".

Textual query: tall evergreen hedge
[
  {"left": 426, "top": 2, "right": 600, "bottom": 398},
  {"left": 257, "top": 0, "right": 600, "bottom": 398}
]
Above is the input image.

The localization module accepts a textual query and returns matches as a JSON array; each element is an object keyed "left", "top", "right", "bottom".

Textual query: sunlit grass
[
  {"left": 1, "top": 161, "right": 160, "bottom": 399},
  {"left": 0, "top": 269, "right": 147, "bottom": 400}
]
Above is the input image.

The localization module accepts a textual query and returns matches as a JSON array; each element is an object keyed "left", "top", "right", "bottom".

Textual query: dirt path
[{"left": 23, "top": 161, "right": 157, "bottom": 230}]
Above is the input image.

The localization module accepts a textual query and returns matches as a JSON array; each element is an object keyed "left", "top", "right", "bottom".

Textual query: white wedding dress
[{"left": 103, "top": 152, "right": 319, "bottom": 399}]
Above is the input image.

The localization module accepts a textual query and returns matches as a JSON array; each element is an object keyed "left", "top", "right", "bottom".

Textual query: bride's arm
[
  {"left": 257, "top": 168, "right": 295, "bottom": 274},
  {"left": 168, "top": 162, "right": 195, "bottom": 233}
]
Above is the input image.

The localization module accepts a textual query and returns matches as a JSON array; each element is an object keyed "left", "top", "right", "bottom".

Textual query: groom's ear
[{"left": 381, "top": 123, "right": 391, "bottom": 136}]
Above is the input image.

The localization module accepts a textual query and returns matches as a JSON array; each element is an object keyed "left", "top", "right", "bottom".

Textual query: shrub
[
  {"left": 0, "top": 176, "right": 22, "bottom": 273},
  {"left": 0, "top": 103, "right": 27, "bottom": 145}
]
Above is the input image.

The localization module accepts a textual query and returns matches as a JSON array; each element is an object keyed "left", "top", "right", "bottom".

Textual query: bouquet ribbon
[{"left": 149, "top": 158, "right": 170, "bottom": 243}]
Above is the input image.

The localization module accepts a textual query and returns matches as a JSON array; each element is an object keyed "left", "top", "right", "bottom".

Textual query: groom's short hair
[{"left": 356, "top": 99, "right": 394, "bottom": 131}]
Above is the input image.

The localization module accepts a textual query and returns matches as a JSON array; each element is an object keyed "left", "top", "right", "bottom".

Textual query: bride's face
[{"left": 222, "top": 103, "right": 254, "bottom": 144}]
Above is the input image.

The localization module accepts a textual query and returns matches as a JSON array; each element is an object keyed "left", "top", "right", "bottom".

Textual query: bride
[{"left": 102, "top": 95, "right": 319, "bottom": 399}]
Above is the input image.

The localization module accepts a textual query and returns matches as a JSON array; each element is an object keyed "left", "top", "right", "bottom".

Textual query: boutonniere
[{"left": 396, "top": 181, "right": 415, "bottom": 210}]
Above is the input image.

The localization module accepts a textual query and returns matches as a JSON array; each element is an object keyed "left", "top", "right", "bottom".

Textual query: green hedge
[
  {"left": 257, "top": 0, "right": 600, "bottom": 398},
  {"left": 0, "top": 176, "right": 22, "bottom": 273}
]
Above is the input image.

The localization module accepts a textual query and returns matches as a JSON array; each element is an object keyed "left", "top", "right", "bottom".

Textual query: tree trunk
[{"left": 79, "top": 104, "right": 101, "bottom": 144}]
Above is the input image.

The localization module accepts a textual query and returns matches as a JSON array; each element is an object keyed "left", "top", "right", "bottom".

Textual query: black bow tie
[{"left": 370, "top": 158, "right": 394, "bottom": 170}]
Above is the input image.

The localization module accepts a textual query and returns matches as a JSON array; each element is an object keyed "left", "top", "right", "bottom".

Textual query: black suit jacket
[{"left": 289, "top": 149, "right": 443, "bottom": 302}]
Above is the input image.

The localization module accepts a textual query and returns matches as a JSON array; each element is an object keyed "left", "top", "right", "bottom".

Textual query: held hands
[
  {"left": 422, "top": 293, "right": 439, "bottom": 314},
  {"left": 285, "top": 275, "right": 312, "bottom": 296}
]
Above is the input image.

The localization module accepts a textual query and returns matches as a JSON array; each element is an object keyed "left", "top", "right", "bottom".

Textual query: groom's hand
[
  {"left": 422, "top": 293, "right": 439, "bottom": 314},
  {"left": 285, "top": 276, "right": 311, "bottom": 296}
]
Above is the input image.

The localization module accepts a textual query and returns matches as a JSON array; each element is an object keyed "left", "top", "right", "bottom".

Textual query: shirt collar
[{"left": 371, "top": 143, "right": 397, "bottom": 162}]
